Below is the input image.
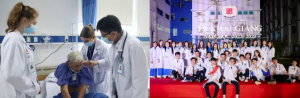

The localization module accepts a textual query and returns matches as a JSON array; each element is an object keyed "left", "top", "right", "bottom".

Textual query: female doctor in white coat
[
  {"left": 79, "top": 24, "right": 111, "bottom": 97},
  {"left": 87, "top": 15, "right": 148, "bottom": 98},
  {"left": 0, "top": 2, "right": 41, "bottom": 98}
]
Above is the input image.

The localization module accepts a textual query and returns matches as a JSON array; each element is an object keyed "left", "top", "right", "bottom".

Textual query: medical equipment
[
  {"left": 41, "top": 33, "right": 52, "bottom": 53},
  {"left": 118, "top": 32, "right": 128, "bottom": 63}
]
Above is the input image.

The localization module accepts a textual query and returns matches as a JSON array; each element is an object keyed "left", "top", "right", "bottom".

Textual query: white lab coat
[
  {"left": 267, "top": 47, "right": 275, "bottom": 62},
  {"left": 217, "top": 60, "right": 228, "bottom": 72},
  {"left": 203, "top": 58, "right": 211, "bottom": 69},
  {"left": 288, "top": 66, "right": 300, "bottom": 79},
  {"left": 250, "top": 64, "right": 266, "bottom": 81},
  {"left": 251, "top": 46, "right": 260, "bottom": 58},
  {"left": 204, "top": 65, "right": 221, "bottom": 88},
  {"left": 237, "top": 60, "right": 250, "bottom": 74},
  {"left": 176, "top": 47, "right": 184, "bottom": 58},
  {"left": 220, "top": 48, "right": 229, "bottom": 54},
  {"left": 185, "top": 65, "right": 203, "bottom": 75},
  {"left": 81, "top": 39, "right": 111, "bottom": 97},
  {"left": 98, "top": 32, "right": 148, "bottom": 98},
  {"left": 158, "top": 47, "right": 165, "bottom": 69},
  {"left": 269, "top": 63, "right": 287, "bottom": 75},
  {"left": 0, "top": 30, "right": 40, "bottom": 98},
  {"left": 198, "top": 47, "right": 206, "bottom": 59},
  {"left": 150, "top": 47, "right": 160, "bottom": 69},
  {"left": 212, "top": 49, "right": 219, "bottom": 59},
  {"left": 183, "top": 47, "right": 192, "bottom": 66},
  {"left": 260, "top": 46, "right": 268, "bottom": 59},
  {"left": 163, "top": 47, "right": 174, "bottom": 69},
  {"left": 240, "top": 47, "right": 251, "bottom": 55},
  {"left": 223, "top": 65, "right": 238, "bottom": 82},
  {"left": 172, "top": 47, "right": 178, "bottom": 57},
  {"left": 172, "top": 59, "right": 184, "bottom": 73}
]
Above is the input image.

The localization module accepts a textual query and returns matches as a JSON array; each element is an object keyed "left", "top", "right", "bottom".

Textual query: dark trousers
[
  {"left": 172, "top": 70, "right": 184, "bottom": 80},
  {"left": 204, "top": 82, "right": 219, "bottom": 98},
  {"left": 222, "top": 81, "right": 240, "bottom": 95},
  {"left": 237, "top": 69, "right": 249, "bottom": 80},
  {"left": 201, "top": 68, "right": 207, "bottom": 79},
  {"left": 273, "top": 75, "right": 289, "bottom": 82},
  {"left": 185, "top": 71, "right": 204, "bottom": 81},
  {"left": 287, "top": 76, "right": 299, "bottom": 83},
  {"left": 250, "top": 76, "right": 259, "bottom": 82}
]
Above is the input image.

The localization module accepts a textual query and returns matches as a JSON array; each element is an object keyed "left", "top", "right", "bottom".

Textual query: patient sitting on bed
[{"left": 53, "top": 51, "right": 107, "bottom": 98}]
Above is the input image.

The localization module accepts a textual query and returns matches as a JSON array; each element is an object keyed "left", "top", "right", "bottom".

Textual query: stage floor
[{"left": 150, "top": 78, "right": 300, "bottom": 98}]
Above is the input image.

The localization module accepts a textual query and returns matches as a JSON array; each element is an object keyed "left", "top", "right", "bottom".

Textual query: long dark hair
[
  {"left": 198, "top": 40, "right": 205, "bottom": 49},
  {"left": 223, "top": 42, "right": 228, "bottom": 48},
  {"left": 260, "top": 40, "right": 267, "bottom": 48},
  {"left": 171, "top": 42, "right": 176, "bottom": 53},
  {"left": 231, "top": 41, "right": 238, "bottom": 47},
  {"left": 267, "top": 41, "right": 274, "bottom": 49},
  {"left": 191, "top": 44, "right": 197, "bottom": 54},
  {"left": 254, "top": 50, "right": 261, "bottom": 58},
  {"left": 251, "top": 39, "right": 259, "bottom": 47},
  {"left": 206, "top": 41, "right": 212, "bottom": 53},
  {"left": 212, "top": 43, "right": 219, "bottom": 54},
  {"left": 159, "top": 39, "right": 164, "bottom": 47},
  {"left": 152, "top": 41, "right": 158, "bottom": 48},
  {"left": 164, "top": 41, "right": 173, "bottom": 53},
  {"left": 243, "top": 41, "right": 248, "bottom": 47}
]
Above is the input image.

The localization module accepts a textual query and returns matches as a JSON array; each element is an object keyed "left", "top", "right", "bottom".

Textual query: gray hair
[{"left": 68, "top": 51, "right": 84, "bottom": 63}]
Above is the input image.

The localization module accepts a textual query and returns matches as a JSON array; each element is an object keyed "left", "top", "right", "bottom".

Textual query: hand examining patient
[{"left": 83, "top": 60, "right": 99, "bottom": 67}]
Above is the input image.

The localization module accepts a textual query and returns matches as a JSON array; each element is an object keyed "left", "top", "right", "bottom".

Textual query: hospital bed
[{"left": 36, "top": 66, "right": 60, "bottom": 98}]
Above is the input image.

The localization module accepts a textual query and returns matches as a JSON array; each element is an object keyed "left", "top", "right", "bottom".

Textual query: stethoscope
[{"left": 118, "top": 32, "right": 128, "bottom": 63}]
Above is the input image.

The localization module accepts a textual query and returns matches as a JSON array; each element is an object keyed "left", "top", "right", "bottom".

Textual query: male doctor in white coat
[{"left": 86, "top": 15, "right": 149, "bottom": 98}]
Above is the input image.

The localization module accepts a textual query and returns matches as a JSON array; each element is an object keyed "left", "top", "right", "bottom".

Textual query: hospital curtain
[{"left": 82, "top": 0, "right": 97, "bottom": 29}]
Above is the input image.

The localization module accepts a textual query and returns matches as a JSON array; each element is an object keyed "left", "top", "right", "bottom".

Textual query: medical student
[
  {"left": 223, "top": 58, "right": 240, "bottom": 98},
  {"left": 177, "top": 42, "right": 184, "bottom": 58},
  {"left": 156, "top": 40, "right": 165, "bottom": 78},
  {"left": 267, "top": 41, "right": 275, "bottom": 63},
  {"left": 270, "top": 57, "right": 288, "bottom": 82},
  {"left": 163, "top": 41, "right": 174, "bottom": 78},
  {"left": 260, "top": 40, "right": 268, "bottom": 59},
  {"left": 230, "top": 41, "right": 240, "bottom": 55},
  {"left": 172, "top": 52, "right": 185, "bottom": 80},
  {"left": 220, "top": 42, "right": 229, "bottom": 54},
  {"left": 95, "top": 15, "right": 148, "bottom": 98},
  {"left": 206, "top": 41, "right": 213, "bottom": 53},
  {"left": 245, "top": 53, "right": 252, "bottom": 67},
  {"left": 253, "top": 50, "right": 267, "bottom": 67},
  {"left": 218, "top": 53, "right": 228, "bottom": 82},
  {"left": 203, "top": 52, "right": 213, "bottom": 70},
  {"left": 204, "top": 58, "right": 221, "bottom": 98},
  {"left": 287, "top": 60, "right": 300, "bottom": 83},
  {"left": 79, "top": 24, "right": 111, "bottom": 96},
  {"left": 0, "top": 2, "right": 41, "bottom": 98},
  {"left": 249, "top": 58, "right": 267, "bottom": 85},
  {"left": 194, "top": 51, "right": 206, "bottom": 80},
  {"left": 150, "top": 42, "right": 159, "bottom": 78},
  {"left": 191, "top": 44, "right": 198, "bottom": 57},
  {"left": 172, "top": 42, "right": 178, "bottom": 56},
  {"left": 224, "top": 50, "right": 231, "bottom": 62},
  {"left": 251, "top": 40, "right": 260, "bottom": 58},
  {"left": 198, "top": 40, "right": 207, "bottom": 59},
  {"left": 53, "top": 51, "right": 107, "bottom": 98},
  {"left": 241, "top": 41, "right": 251, "bottom": 55},
  {"left": 237, "top": 54, "right": 250, "bottom": 82},
  {"left": 212, "top": 43, "right": 220, "bottom": 59},
  {"left": 231, "top": 49, "right": 240, "bottom": 62},
  {"left": 183, "top": 57, "right": 203, "bottom": 82},
  {"left": 184, "top": 41, "right": 191, "bottom": 61},
  {"left": 167, "top": 38, "right": 172, "bottom": 43}
]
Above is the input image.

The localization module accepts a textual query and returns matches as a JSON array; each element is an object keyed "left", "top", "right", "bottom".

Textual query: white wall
[{"left": 0, "top": 0, "right": 78, "bottom": 67}]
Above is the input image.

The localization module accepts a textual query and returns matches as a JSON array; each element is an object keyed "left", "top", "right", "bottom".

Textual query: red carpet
[{"left": 150, "top": 78, "right": 300, "bottom": 98}]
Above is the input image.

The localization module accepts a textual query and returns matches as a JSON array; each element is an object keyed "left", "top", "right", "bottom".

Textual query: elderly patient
[{"left": 53, "top": 51, "right": 107, "bottom": 98}]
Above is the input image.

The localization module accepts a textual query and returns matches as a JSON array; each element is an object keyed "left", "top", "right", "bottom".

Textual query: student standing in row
[
  {"left": 267, "top": 41, "right": 275, "bottom": 63},
  {"left": 178, "top": 42, "right": 184, "bottom": 58},
  {"left": 212, "top": 43, "right": 220, "bottom": 59},
  {"left": 241, "top": 41, "right": 251, "bottom": 55},
  {"left": 220, "top": 42, "right": 229, "bottom": 54},
  {"left": 157, "top": 40, "right": 165, "bottom": 78},
  {"left": 223, "top": 58, "right": 240, "bottom": 98},
  {"left": 150, "top": 42, "right": 159, "bottom": 78},
  {"left": 204, "top": 58, "right": 221, "bottom": 98},
  {"left": 172, "top": 42, "right": 178, "bottom": 57},
  {"left": 163, "top": 42, "right": 174, "bottom": 78},
  {"left": 191, "top": 44, "right": 198, "bottom": 57},
  {"left": 260, "top": 40, "right": 268, "bottom": 60},
  {"left": 206, "top": 41, "right": 213, "bottom": 53},
  {"left": 198, "top": 40, "right": 207, "bottom": 59}
]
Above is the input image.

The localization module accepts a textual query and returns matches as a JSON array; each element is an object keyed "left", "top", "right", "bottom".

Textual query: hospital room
[{"left": 0, "top": 0, "right": 150, "bottom": 98}]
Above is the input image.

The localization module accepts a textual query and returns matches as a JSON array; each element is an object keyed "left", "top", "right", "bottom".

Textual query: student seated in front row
[
  {"left": 249, "top": 58, "right": 268, "bottom": 85},
  {"left": 182, "top": 57, "right": 205, "bottom": 82},
  {"left": 54, "top": 51, "right": 107, "bottom": 98},
  {"left": 203, "top": 58, "right": 221, "bottom": 98},
  {"left": 287, "top": 60, "right": 300, "bottom": 83},
  {"left": 223, "top": 58, "right": 240, "bottom": 98},
  {"left": 237, "top": 54, "right": 250, "bottom": 82},
  {"left": 172, "top": 52, "right": 185, "bottom": 80},
  {"left": 270, "top": 57, "right": 288, "bottom": 82}
]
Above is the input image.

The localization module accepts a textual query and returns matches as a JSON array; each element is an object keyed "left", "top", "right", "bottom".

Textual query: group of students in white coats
[{"left": 150, "top": 39, "right": 300, "bottom": 98}]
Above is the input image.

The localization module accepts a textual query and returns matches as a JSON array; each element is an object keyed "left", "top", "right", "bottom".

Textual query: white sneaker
[
  {"left": 245, "top": 79, "right": 248, "bottom": 82},
  {"left": 255, "top": 81, "right": 261, "bottom": 85},
  {"left": 181, "top": 80, "right": 189, "bottom": 82},
  {"left": 242, "top": 76, "right": 245, "bottom": 81},
  {"left": 236, "top": 95, "right": 239, "bottom": 98},
  {"left": 216, "top": 82, "right": 222, "bottom": 89},
  {"left": 157, "top": 76, "right": 162, "bottom": 78},
  {"left": 223, "top": 95, "right": 226, "bottom": 98},
  {"left": 292, "top": 79, "right": 296, "bottom": 83},
  {"left": 239, "top": 77, "right": 242, "bottom": 81}
]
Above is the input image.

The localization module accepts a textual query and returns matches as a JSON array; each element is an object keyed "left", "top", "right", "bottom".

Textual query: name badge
[
  {"left": 28, "top": 63, "right": 36, "bottom": 74},
  {"left": 118, "top": 63, "right": 123, "bottom": 74}
]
